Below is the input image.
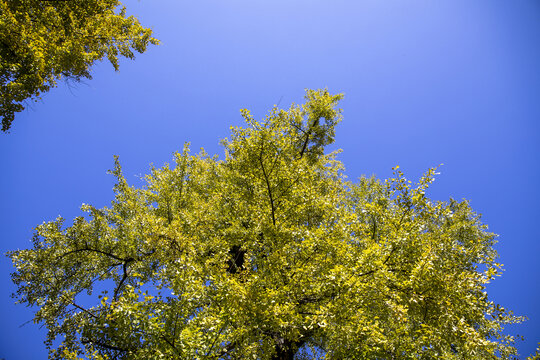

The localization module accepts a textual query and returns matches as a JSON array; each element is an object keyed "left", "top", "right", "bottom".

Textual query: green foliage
[
  {"left": 0, "top": 0, "right": 158, "bottom": 132},
  {"left": 8, "top": 90, "right": 523, "bottom": 359}
]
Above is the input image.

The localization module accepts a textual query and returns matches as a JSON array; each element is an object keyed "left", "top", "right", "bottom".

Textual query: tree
[
  {"left": 9, "top": 89, "right": 523, "bottom": 359},
  {"left": 0, "top": 0, "right": 158, "bottom": 132}
]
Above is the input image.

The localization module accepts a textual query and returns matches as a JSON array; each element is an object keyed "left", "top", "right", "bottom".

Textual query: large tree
[
  {"left": 0, "top": 0, "right": 158, "bottom": 132},
  {"left": 9, "top": 90, "right": 523, "bottom": 359}
]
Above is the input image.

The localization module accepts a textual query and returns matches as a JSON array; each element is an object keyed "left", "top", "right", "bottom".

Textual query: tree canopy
[
  {"left": 0, "top": 0, "right": 158, "bottom": 132},
  {"left": 8, "top": 90, "right": 523, "bottom": 359}
]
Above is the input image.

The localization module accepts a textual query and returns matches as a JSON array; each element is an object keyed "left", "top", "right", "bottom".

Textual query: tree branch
[
  {"left": 58, "top": 247, "right": 130, "bottom": 263},
  {"left": 81, "top": 337, "right": 132, "bottom": 353},
  {"left": 259, "top": 143, "right": 276, "bottom": 226},
  {"left": 299, "top": 117, "right": 318, "bottom": 159},
  {"left": 70, "top": 301, "right": 99, "bottom": 319},
  {"left": 161, "top": 334, "right": 182, "bottom": 357},
  {"left": 113, "top": 258, "right": 134, "bottom": 301}
]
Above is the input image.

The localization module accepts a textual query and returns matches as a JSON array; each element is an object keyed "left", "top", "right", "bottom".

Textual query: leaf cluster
[
  {"left": 0, "top": 0, "right": 158, "bottom": 131},
  {"left": 8, "top": 90, "right": 523, "bottom": 359}
]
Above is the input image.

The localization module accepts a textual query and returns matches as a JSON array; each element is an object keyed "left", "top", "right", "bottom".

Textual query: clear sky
[{"left": 1, "top": 0, "right": 539, "bottom": 358}]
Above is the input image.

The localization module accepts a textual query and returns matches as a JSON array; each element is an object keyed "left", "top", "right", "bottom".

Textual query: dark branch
[
  {"left": 113, "top": 258, "right": 134, "bottom": 301},
  {"left": 259, "top": 144, "right": 276, "bottom": 226},
  {"left": 70, "top": 301, "right": 98, "bottom": 319},
  {"left": 299, "top": 118, "right": 318, "bottom": 159},
  {"left": 58, "top": 247, "right": 130, "bottom": 263},
  {"left": 81, "top": 338, "right": 133, "bottom": 353},
  {"left": 161, "top": 335, "right": 182, "bottom": 356}
]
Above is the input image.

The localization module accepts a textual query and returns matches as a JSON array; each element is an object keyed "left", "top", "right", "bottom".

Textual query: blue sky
[{"left": 1, "top": 0, "right": 539, "bottom": 358}]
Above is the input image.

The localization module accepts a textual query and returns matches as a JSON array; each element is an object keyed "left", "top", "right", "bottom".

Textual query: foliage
[
  {"left": 0, "top": 0, "right": 158, "bottom": 132},
  {"left": 527, "top": 344, "right": 540, "bottom": 360},
  {"left": 8, "top": 90, "right": 523, "bottom": 359}
]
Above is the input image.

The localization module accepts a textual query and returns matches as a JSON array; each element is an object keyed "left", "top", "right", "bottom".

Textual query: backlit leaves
[
  {"left": 8, "top": 90, "right": 522, "bottom": 359},
  {"left": 0, "top": 0, "right": 158, "bottom": 131}
]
